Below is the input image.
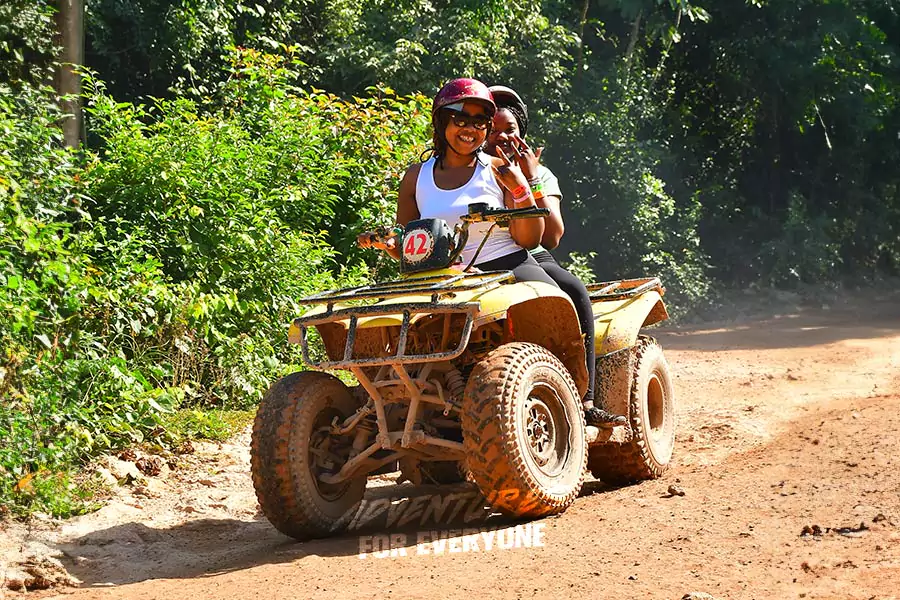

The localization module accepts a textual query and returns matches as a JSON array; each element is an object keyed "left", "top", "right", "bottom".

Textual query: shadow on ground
[{"left": 60, "top": 480, "right": 614, "bottom": 587}]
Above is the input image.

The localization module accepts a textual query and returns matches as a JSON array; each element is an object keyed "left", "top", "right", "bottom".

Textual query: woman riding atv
[
  {"left": 358, "top": 77, "right": 624, "bottom": 427},
  {"left": 484, "top": 85, "right": 626, "bottom": 428},
  {"left": 358, "top": 77, "right": 557, "bottom": 285}
]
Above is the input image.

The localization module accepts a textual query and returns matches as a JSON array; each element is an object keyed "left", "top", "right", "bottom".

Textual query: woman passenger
[{"left": 484, "top": 85, "right": 626, "bottom": 428}]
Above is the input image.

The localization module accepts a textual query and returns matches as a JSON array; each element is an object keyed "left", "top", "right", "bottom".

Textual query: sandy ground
[{"left": 3, "top": 287, "right": 900, "bottom": 600}]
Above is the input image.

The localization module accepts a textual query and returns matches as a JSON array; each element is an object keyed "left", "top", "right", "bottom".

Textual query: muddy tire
[
  {"left": 462, "top": 342, "right": 587, "bottom": 518},
  {"left": 250, "top": 371, "right": 366, "bottom": 540},
  {"left": 588, "top": 335, "right": 676, "bottom": 484}
]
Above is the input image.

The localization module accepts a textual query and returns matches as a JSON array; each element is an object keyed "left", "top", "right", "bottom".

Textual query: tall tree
[{"left": 55, "top": 0, "right": 84, "bottom": 147}]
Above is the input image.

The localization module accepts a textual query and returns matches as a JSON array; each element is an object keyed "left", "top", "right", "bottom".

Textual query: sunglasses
[{"left": 444, "top": 108, "right": 491, "bottom": 130}]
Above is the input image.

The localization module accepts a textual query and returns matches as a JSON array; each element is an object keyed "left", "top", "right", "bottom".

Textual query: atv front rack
[
  {"left": 293, "top": 301, "right": 480, "bottom": 369},
  {"left": 290, "top": 270, "right": 518, "bottom": 370},
  {"left": 296, "top": 270, "right": 515, "bottom": 307},
  {"left": 586, "top": 277, "right": 665, "bottom": 301}
]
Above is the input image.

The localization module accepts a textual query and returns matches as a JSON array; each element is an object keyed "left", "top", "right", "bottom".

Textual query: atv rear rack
[
  {"left": 586, "top": 277, "right": 665, "bottom": 301},
  {"left": 293, "top": 301, "right": 480, "bottom": 369}
]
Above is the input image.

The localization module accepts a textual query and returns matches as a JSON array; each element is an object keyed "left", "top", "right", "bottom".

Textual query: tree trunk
[
  {"left": 624, "top": 10, "right": 643, "bottom": 88},
  {"left": 574, "top": 0, "right": 590, "bottom": 74},
  {"left": 55, "top": 0, "right": 84, "bottom": 148}
]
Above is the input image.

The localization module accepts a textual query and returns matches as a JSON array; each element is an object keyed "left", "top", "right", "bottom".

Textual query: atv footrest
[{"left": 585, "top": 424, "right": 629, "bottom": 445}]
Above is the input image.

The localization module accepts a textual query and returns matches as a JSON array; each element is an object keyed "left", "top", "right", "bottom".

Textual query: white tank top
[{"left": 414, "top": 153, "right": 522, "bottom": 265}]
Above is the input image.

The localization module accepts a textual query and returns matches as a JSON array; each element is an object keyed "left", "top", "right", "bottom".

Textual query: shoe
[{"left": 584, "top": 406, "right": 627, "bottom": 428}]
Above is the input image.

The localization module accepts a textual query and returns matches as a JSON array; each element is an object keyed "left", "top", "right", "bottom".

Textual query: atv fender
[
  {"left": 592, "top": 291, "right": 667, "bottom": 419},
  {"left": 505, "top": 293, "right": 589, "bottom": 399},
  {"left": 593, "top": 290, "right": 667, "bottom": 356}
]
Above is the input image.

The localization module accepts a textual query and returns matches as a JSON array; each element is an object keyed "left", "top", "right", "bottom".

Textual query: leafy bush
[
  {"left": 84, "top": 0, "right": 329, "bottom": 101},
  {"left": 0, "top": 0, "right": 57, "bottom": 84},
  {"left": 1, "top": 49, "right": 430, "bottom": 517}
]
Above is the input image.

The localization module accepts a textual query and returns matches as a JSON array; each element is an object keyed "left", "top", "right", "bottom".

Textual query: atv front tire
[
  {"left": 250, "top": 372, "right": 366, "bottom": 540},
  {"left": 588, "top": 335, "right": 676, "bottom": 484},
  {"left": 462, "top": 342, "right": 587, "bottom": 518}
]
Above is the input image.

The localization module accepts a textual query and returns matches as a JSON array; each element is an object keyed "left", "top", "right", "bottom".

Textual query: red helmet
[{"left": 431, "top": 78, "right": 496, "bottom": 118}]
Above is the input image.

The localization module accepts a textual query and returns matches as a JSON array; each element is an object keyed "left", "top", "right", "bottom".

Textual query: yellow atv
[{"left": 250, "top": 203, "right": 675, "bottom": 540}]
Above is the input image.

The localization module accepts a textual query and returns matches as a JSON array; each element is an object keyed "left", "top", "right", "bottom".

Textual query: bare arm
[
  {"left": 504, "top": 137, "right": 562, "bottom": 249},
  {"left": 358, "top": 163, "right": 421, "bottom": 260},
  {"left": 490, "top": 156, "right": 545, "bottom": 249},
  {"left": 537, "top": 193, "right": 564, "bottom": 249}
]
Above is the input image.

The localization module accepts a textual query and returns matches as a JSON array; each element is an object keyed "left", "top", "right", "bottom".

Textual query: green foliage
[
  {"left": 160, "top": 408, "right": 254, "bottom": 443},
  {"left": 0, "top": 81, "right": 168, "bottom": 517},
  {"left": 0, "top": 0, "right": 57, "bottom": 84},
  {"left": 757, "top": 192, "right": 844, "bottom": 287},
  {"left": 84, "top": 0, "right": 328, "bottom": 100},
  {"left": 665, "top": 0, "right": 900, "bottom": 283},
  {"left": 317, "top": 0, "right": 579, "bottom": 104},
  {"left": 546, "top": 59, "right": 711, "bottom": 311},
  {"left": 1, "top": 50, "right": 429, "bottom": 517},
  {"left": 561, "top": 251, "right": 599, "bottom": 284}
]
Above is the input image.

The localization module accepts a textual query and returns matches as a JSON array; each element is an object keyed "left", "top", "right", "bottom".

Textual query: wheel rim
[
  {"left": 647, "top": 371, "right": 665, "bottom": 436},
  {"left": 523, "top": 383, "right": 570, "bottom": 477},
  {"left": 307, "top": 408, "right": 353, "bottom": 501},
  {"left": 645, "top": 365, "right": 674, "bottom": 464}
]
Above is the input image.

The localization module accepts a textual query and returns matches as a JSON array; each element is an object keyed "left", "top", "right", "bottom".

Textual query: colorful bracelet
[
  {"left": 513, "top": 192, "right": 534, "bottom": 206},
  {"left": 510, "top": 184, "right": 528, "bottom": 198},
  {"left": 532, "top": 189, "right": 545, "bottom": 201}
]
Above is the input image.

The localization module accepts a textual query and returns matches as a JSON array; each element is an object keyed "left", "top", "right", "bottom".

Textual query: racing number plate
[{"left": 402, "top": 228, "right": 435, "bottom": 263}]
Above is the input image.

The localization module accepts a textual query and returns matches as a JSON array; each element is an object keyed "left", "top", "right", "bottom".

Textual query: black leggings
[
  {"left": 531, "top": 249, "right": 597, "bottom": 402},
  {"left": 475, "top": 249, "right": 560, "bottom": 289}
]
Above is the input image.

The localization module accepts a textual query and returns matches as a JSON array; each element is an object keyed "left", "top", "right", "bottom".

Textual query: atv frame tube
[{"left": 294, "top": 302, "right": 479, "bottom": 369}]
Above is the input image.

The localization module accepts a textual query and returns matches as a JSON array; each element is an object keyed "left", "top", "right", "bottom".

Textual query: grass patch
[
  {"left": 1, "top": 408, "right": 254, "bottom": 521},
  {"left": 2, "top": 470, "right": 109, "bottom": 520},
  {"left": 160, "top": 408, "right": 255, "bottom": 443}
]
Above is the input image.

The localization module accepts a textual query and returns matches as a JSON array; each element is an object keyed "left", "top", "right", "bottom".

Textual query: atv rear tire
[
  {"left": 462, "top": 342, "right": 587, "bottom": 518},
  {"left": 250, "top": 371, "right": 366, "bottom": 540},
  {"left": 588, "top": 335, "right": 675, "bottom": 484}
]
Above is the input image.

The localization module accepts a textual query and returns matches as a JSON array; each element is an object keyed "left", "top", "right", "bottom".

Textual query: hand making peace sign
[
  {"left": 506, "top": 134, "right": 544, "bottom": 183},
  {"left": 490, "top": 144, "right": 532, "bottom": 200}
]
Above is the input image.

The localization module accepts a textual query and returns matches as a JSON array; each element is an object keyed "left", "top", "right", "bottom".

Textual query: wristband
[
  {"left": 510, "top": 184, "right": 528, "bottom": 198},
  {"left": 527, "top": 177, "right": 543, "bottom": 187},
  {"left": 532, "top": 189, "right": 545, "bottom": 201},
  {"left": 513, "top": 192, "right": 534, "bottom": 206}
]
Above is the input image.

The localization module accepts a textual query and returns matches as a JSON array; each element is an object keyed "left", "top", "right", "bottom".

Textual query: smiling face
[
  {"left": 485, "top": 108, "right": 519, "bottom": 157},
  {"left": 442, "top": 101, "right": 491, "bottom": 157}
]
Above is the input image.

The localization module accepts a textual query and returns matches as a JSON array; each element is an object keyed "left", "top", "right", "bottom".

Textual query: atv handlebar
[
  {"left": 357, "top": 225, "right": 404, "bottom": 249},
  {"left": 460, "top": 202, "right": 550, "bottom": 224},
  {"left": 358, "top": 203, "right": 550, "bottom": 270},
  {"left": 450, "top": 203, "right": 551, "bottom": 268}
]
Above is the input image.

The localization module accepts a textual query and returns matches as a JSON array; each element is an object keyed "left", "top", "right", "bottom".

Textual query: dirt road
[{"left": 9, "top": 288, "right": 900, "bottom": 600}]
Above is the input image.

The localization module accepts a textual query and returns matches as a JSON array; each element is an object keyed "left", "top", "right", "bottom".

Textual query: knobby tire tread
[
  {"left": 462, "top": 342, "right": 587, "bottom": 518},
  {"left": 250, "top": 372, "right": 363, "bottom": 540},
  {"left": 588, "top": 335, "right": 675, "bottom": 484}
]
